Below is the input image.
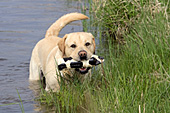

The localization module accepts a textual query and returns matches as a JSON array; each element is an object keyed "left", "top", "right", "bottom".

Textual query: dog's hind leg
[{"left": 29, "top": 47, "right": 41, "bottom": 80}]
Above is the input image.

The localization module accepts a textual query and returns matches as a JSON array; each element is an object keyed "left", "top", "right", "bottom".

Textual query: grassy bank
[{"left": 37, "top": 0, "right": 170, "bottom": 112}]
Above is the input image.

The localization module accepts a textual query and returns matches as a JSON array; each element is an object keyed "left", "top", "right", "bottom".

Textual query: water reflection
[{"left": 29, "top": 80, "right": 55, "bottom": 113}]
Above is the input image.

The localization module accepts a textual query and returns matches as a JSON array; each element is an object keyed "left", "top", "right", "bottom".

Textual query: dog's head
[{"left": 58, "top": 32, "right": 95, "bottom": 74}]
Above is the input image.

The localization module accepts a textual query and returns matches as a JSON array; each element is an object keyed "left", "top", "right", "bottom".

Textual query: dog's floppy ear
[{"left": 58, "top": 34, "right": 67, "bottom": 56}]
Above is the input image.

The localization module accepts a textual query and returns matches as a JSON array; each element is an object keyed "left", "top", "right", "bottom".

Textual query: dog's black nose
[{"left": 78, "top": 50, "right": 87, "bottom": 60}]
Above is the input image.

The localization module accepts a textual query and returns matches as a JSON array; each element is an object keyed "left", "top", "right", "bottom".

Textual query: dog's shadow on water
[{"left": 29, "top": 80, "right": 55, "bottom": 112}]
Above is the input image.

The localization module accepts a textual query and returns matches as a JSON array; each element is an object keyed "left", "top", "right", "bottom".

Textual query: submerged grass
[{"left": 37, "top": 0, "right": 170, "bottom": 112}]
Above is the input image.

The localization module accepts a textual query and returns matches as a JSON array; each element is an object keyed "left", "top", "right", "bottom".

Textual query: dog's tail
[{"left": 45, "top": 12, "right": 88, "bottom": 38}]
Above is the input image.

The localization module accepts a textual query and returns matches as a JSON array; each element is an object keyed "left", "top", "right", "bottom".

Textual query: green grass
[
  {"left": 37, "top": 0, "right": 170, "bottom": 112},
  {"left": 17, "top": 89, "right": 25, "bottom": 113}
]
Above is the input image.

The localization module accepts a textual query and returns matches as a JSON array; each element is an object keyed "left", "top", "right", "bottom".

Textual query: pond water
[{"left": 0, "top": 0, "right": 86, "bottom": 112}]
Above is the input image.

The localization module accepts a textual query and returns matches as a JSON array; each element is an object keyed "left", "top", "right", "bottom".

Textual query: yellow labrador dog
[{"left": 29, "top": 13, "right": 95, "bottom": 92}]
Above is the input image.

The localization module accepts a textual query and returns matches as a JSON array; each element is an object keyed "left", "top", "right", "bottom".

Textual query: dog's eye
[
  {"left": 85, "top": 42, "right": 90, "bottom": 46},
  {"left": 70, "top": 44, "right": 76, "bottom": 48}
]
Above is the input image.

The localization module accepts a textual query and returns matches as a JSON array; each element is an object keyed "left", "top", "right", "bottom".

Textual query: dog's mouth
[
  {"left": 75, "top": 67, "right": 91, "bottom": 74},
  {"left": 80, "top": 67, "right": 87, "bottom": 71}
]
